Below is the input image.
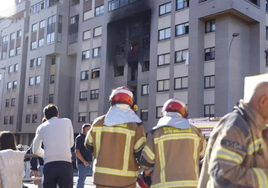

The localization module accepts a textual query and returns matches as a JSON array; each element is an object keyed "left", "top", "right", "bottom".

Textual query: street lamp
[{"left": 227, "top": 33, "right": 240, "bottom": 112}]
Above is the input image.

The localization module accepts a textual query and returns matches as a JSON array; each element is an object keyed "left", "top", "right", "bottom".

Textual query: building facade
[{"left": 0, "top": 0, "right": 267, "bottom": 144}]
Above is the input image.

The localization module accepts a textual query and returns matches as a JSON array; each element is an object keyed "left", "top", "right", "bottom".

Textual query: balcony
[
  {"left": 108, "top": 0, "right": 140, "bottom": 12},
  {"left": 2, "top": 1, "right": 27, "bottom": 19}
]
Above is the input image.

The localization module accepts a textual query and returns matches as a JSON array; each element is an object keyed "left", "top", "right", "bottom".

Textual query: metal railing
[{"left": 108, "top": 0, "right": 139, "bottom": 12}]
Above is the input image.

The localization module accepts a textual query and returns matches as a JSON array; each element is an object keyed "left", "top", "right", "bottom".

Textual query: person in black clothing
[{"left": 75, "top": 123, "right": 92, "bottom": 188}]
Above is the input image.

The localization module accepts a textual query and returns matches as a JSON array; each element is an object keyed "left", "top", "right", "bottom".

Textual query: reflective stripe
[
  {"left": 154, "top": 133, "right": 199, "bottom": 144},
  {"left": 193, "top": 139, "right": 199, "bottom": 180},
  {"left": 159, "top": 141, "right": 166, "bottom": 184},
  {"left": 95, "top": 167, "right": 138, "bottom": 177},
  {"left": 213, "top": 147, "right": 243, "bottom": 164},
  {"left": 134, "top": 136, "right": 146, "bottom": 151},
  {"left": 253, "top": 168, "right": 268, "bottom": 187},
  {"left": 143, "top": 146, "right": 155, "bottom": 161},
  {"left": 200, "top": 139, "right": 206, "bottom": 157},
  {"left": 123, "top": 135, "right": 131, "bottom": 171},
  {"left": 87, "top": 133, "right": 93, "bottom": 144},
  {"left": 151, "top": 180, "right": 198, "bottom": 188},
  {"left": 96, "top": 132, "right": 101, "bottom": 158},
  {"left": 206, "top": 179, "right": 213, "bottom": 188},
  {"left": 93, "top": 127, "right": 135, "bottom": 136},
  {"left": 248, "top": 139, "right": 263, "bottom": 155}
]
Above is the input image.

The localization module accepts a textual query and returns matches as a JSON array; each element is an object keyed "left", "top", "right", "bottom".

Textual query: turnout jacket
[
  {"left": 140, "top": 124, "right": 206, "bottom": 188},
  {"left": 198, "top": 101, "right": 268, "bottom": 188},
  {"left": 85, "top": 115, "right": 146, "bottom": 187}
]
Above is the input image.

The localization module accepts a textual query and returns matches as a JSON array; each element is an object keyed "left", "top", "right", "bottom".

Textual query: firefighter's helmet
[
  {"left": 109, "top": 86, "right": 134, "bottom": 107},
  {"left": 162, "top": 98, "right": 188, "bottom": 118},
  {"left": 137, "top": 169, "right": 152, "bottom": 188}
]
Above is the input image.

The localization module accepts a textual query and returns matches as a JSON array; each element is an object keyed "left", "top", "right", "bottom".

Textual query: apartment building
[{"left": 0, "top": 0, "right": 267, "bottom": 143}]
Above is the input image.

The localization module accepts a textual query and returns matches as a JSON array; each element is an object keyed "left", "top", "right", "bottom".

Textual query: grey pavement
[{"left": 24, "top": 176, "right": 95, "bottom": 188}]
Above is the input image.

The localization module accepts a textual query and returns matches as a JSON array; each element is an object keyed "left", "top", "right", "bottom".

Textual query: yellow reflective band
[
  {"left": 93, "top": 127, "right": 135, "bottom": 136},
  {"left": 96, "top": 132, "right": 101, "bottom": 158},
  {"left": 253, "top": 168, "right": 268, "bottom": 187},
  {"left": 193, "top": 139, "right": 199, "bottom": 180},
  {"left": 248, "top": 139, "right": 263, "bottom": 155},
  {"left": 143, "top": 146, "right": 155, "bottom": 161},
  {"left": 87, "top": 133, "right": 93, "bottom": 144},
  {"left": 206, "top": 178, "right": 213, "bottom": 188},
  {"left": 159, "top": 141, "right": 166, "bottom": 184},
  {"left": 200, "top": 140, "right": 206, "bottom": 157},
  {"left": 95, "top": 167, "right": 138, "bottom": 177},
  {"left": 134, "top": 136, "right": 146, "bottom": 151},
  {"left": 154, "top": 133, "right": 199, "bottom": 144},
  {"left": 214, "top": 147, "right": 243, "bottom": 164},
  {"left": 151, "top": 180, "right": 198, "bottom": 188},
  {"left": 123, "top": 135, "right": 131, "bottom": 171}
]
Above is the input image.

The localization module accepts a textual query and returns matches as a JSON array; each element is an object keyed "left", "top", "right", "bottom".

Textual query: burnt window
[
  {"left": 114, "top": 66, "right": 124, "bottom": 77},
  {"left": 143, "top": 36, "right": 150, "bottom": 49},
  {"left": 116, "top": 44, "right": 125, "bottom": 55},
  {"left": 142, "top": 61, "right": 150, "bottom": 72}
]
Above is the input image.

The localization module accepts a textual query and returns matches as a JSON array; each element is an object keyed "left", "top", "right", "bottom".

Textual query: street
[{"left": 24, "top": 176, "right": 95, "bottom": 188}]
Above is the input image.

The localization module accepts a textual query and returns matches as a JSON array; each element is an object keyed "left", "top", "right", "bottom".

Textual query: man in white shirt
[{"left": 32, "top": 104, "right": 74, "bottom": 188}]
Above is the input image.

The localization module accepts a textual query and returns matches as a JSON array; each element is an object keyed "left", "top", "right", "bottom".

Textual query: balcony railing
[{"left": 108, "top": 0, "right": 139, "bottom": 12}]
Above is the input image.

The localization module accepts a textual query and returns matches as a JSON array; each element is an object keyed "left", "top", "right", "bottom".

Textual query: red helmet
[
  {"left": 109, "top": 86, "right": 133, "bottom": 107},
  {"left": 137, "top": 169, "right": 152, "bottom": 188},
  {"left": 162, "top": 98, "right": 187, "bottom": 118}
]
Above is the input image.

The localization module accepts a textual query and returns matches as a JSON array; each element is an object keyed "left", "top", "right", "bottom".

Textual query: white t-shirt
[{"left": 32, "top": 117, "right": 74, "bottom": 164}]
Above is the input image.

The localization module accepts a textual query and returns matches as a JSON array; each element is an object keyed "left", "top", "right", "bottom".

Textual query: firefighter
[
  {"left": 84, "top": 86, "right": 146, "bottom": 188},
  {"left": 198, "top": 82, "right": 268, "bottom": 188},
  {"left": 139, "top": 98, "right": 206, "bottom": 188}
]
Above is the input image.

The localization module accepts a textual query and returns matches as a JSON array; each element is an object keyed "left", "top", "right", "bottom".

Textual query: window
[
  {"left": 30, "top": 59, "right": 35, "bottom": 68},
  {"left": 91, "top": 68, "right": 100, "bottom": 79},
  {"left": 2, "top": 35, "right": 8, "bottom": 43},
  {"left": 142, "top": 84, "right": 149, "bottom": 96},
  {"left": 32, "top": 23, "right": 38, "bottom": 32},
  {"left": 51, "top": 56, "right": 56, "bottom": 65},
  {"left": 156, "top": 106, "right": 163, "bottom": 118},
  {"left": 204, "top": 104, "right": 215, "bottom": 117},
  {"left": 32, "top": 114, "right": 38, "bottom": 123},
  {"left": 10, "top": 32, "right": 16, "bottom": 40},
  {"left": 81, "top": 71, "right": 89, "bottom": 80},
  {"left": 13, "top": 81, "right": 17, "bottom": 89},
  {"left": 26, "top": 114, "right": 31, "bottom": 123},
  {"left": 141, "top": 109, "right": 148, "bottom": 121},
  {"left": 159, "top": 2, "right": 171, "bottom": 16},
  {"left": 7, "top": 82, "right": 12, "bottom": 90},
  {"left": 114, "top": 66, "right": 124, "bottom": 77},
  {"left": 266, "top": 26, "right": 268, "bottom": 39},
  {"left": 142, "top": 61, "right": 150, "bottom": 72},
  {"left": 95, "top": 5, "right": 104, "bottom": 16},
  {"left": 40, "top": 20, "right": 45, "bottom": 29},
  {"left": 9, "top": 49, "right": 15, "bottom": 57},
  {"left": 83, "top": 10, "right": 92, "bottom": 21},
  {"left": 158, "top": 27, "right": 171, "bottom": 41},
  {"left": 83, "top": 30, "right": 91, "bottom": 40},
  {"left": 50, "top": 75, "right": 55, "bottom": 84},
  {"left": 205, "top": 47, "right": 215, "bottom": 61},
  {"left": 11, "top": 98, "right": 15, "bottom": 106},
  {"left": 46, "top": 33, "right": 55, "bottom": 44},
  {"left": 174, "top": 77, "right": 188, "bottom": 90},
  {"left": 49, "top": 94, "right": 54, "bottom": 103},
  {"left": 14, "top": 64, "right": 19, "bottom": 72},
  {"left": 2, "top": 51, "right": 7, "bottom": 59},
  {"left": 48, "top": 15, "right": 57, "bottom": 25},
  {"left": 175, "top": 22, "right": 189, "bottom": 36},
  {"left": 17, "top": 30, "right": 22, "bottom": 38},
  {"left": 158, "top": 53, "right": 170, "bottom": 66},
  {"left": 116, "top": 44, "right": 125, "bottom": 55},
  {"left": 4, "top": 117, "right": 8, "bottom": 125},
  {"left": 78, "top": 113, "right": 86, "bottom": 122},
  {"left": 205, "top": 19, "right": 216, "bottom": 33},
  {"left": 35, "top": 76, "right": 41, "bottom": 84},
  {"left": 31, "top": 41, "right": 37, "bottom": 50},
  {"left": 90, "top": 89, "right": 99, "bottom": 100},
  {"left": 16, "top": 47, "right": 21, "bottom": 55},
  {"left": 157, "top": 79, "right": 169, "bottom": 92},
  {"left": 176, "top": 0, "right": 189, "bottom": 10},
  {"left": 29, "top": 77, "right": 34, "bottom": 86},
  {"left": 38, "top": 38, "right": 44, "bottom": 47},
  {"left": 5, "top": 99, "right": 10, "bottom": 107},
  {"left": 9, "top": 116, "right": 14, "bottom": 124},
  {"left": 175, "top": 49, "right": 189, "bottom": 63},
  {"left": 93, "top": 47, "right": 101, "bottom": 57},
  {"left": 70, "top": 15, "right": 79, "bottom": 24},
  {"left": 80, "top": 91, "right": 88, "bottom": 101},
  {"left": 27, "top": 96, "right": 32, "bottom": 104},
  {"left": 204, "top": 75, "right": 215, "bottom": 89},
  {"left": 36, "top": 57, "right": 42, "bottom": 66},
  {"left": 8, "top": 65, "right": 13, "bottom": 73},
  {"left": 82, "top": 50, "right": 90, "bottom": 60},
  {"left": 34, "top": 95, "right": 39, "bottom": 103},
  {"left": 93, "top": 26, "right": 102, "bottom": 37}
]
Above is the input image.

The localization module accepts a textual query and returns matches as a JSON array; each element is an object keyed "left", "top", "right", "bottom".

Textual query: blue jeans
[
  {"left": 38, "top": 165, "right": 44, "bottom": 188},
  {"left": 76, "top": 163, "right": 92, "bottom": 188}
]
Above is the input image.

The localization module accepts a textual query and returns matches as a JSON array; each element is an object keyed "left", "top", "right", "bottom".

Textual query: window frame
[
  {"left": 140, "top": 109, "right": 148, "bottom": 121},
  {"left": 90, "top": 89, "right": 99, "bottom": 100},
  {"left": 157, "top": 79, "right": 170, "bottom": 92},
  {"left": 82, "top": 50, "right": 90, "bottom": 60},
  {"left": 175, "top": 22, "right": 189, "bottom": 37},
  {"left": 50, "top": 75, "right": 55, "bottom": 84},
  {"left": 204, "top": 75, "right": 215, "bottom": 89},
  {"left": 204, "top": 104, "right": 215, "bottom": 117},
  {"left": 81, "top": 70, "right": 89, "bottom": 81},
  {"left": 95, "top": 5, "right": 104, "bottom": 16},
  {"left": 157, "top": 53, "right": 170, "bottom": 67},
  {"left": 32, "top": 23, "right": 38, "bottom": 32},
  {"left": 11, "top": 98, "right": 15, "bottom": 107},
  {"left": 49, "top": 94, "right": 54, "bottom": 103},
  {"left": 142, "top": 60, "right": 150, "bottom": 72},
  {"left": 175, "top": 49, "right": 189, "bottom": 63},
  {"left": 91, "top": 68, "right": 100, "bottom": 79},
  {"left": 79, "top": 91, "right": 88, "bottom": 101},
  {"left": 35, "top": 76, "right": 41, "bottom": 85},
  {"left": 205, "top": 19, "right": 216, "bottom": 33},
  {"left": 78, "top": 112, "right": 86, "bottom": 122},
  {"left": 5, "top": 99, "right": 10, "bottom": 107},
  {"left": 204, "top": 47, "right": 215, "bottom": 61},
  {"left": 156, "top": 106, "right": 163, "bottom": 119},
  {"left": 34, "top": 95, "right": 39, "bottom": 104},
  {"left": 158, "top": 27, "right": 171, "bottom": 41},
  {"left": 141, "top": 84, "right": 149, "bottom": 96},
  {"left": 92, "top": 47, "right": 101, "bottom": 58},
  {"left": 32, "top": 114, "right": 38, "bottom": 123},
  {"left": 27, "top": 96, "right": 32, "bottom": 104},
  {"left": 174, "top": 76, "right": 188, "bottom": 90},
  {"left": 176, "top": 0, "right": 189, "bottom": 10},
  {"left": 159, "top": 2, "right": 171, "bottom": 16}
]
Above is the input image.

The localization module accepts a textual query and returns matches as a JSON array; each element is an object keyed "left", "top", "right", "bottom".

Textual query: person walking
[
  {"left": 32, "top": 104, "right": 74, "bottom": 188},
  {"left": 85, "top": 86, "right": 146, "bottom": 188},
  {"left": 198, "top": 82, "right": 268, "bottom": 188},
  {"left": 139, "top": 98, "right": 206, "bottom": 188},
  {"left": 75, "top": 123, "right": 92, "bottom": 188}
]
